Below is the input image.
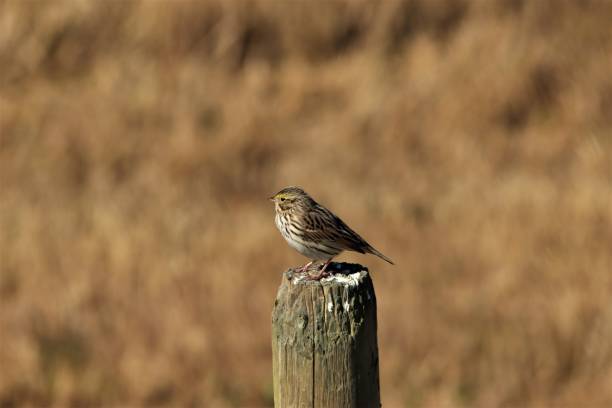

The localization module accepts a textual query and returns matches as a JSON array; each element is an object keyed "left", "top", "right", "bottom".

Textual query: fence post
[{"left": 271, "top": 263, "right": 381, "bottom": 408}]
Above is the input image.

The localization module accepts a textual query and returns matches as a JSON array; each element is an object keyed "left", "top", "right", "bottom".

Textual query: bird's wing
[{"left": 303, "top": 205, "right": 369, "bottom": 254}]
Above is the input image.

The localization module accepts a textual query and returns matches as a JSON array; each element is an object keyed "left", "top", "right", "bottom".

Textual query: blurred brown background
[{"left": 1, "top": 0, "right": 612, "bottom": 407}]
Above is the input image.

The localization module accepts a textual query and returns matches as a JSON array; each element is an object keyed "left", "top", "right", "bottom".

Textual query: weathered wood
[{"left": 272, "top": 263, "right": 380, "bottom": 408}]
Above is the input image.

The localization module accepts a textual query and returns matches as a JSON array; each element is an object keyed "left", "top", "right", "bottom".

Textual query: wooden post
[{"left": 272, "top": 263, "right": 381, "bottom": 408}]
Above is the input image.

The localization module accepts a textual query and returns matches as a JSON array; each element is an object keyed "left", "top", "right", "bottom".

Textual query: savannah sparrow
[{"left": 270, "top": 186, "right": 393, "bottom": 280}]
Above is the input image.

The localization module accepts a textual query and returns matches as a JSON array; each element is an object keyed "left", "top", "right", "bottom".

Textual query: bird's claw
[{"left": 306, "top": 270, "right": 330, "bottom": 281}]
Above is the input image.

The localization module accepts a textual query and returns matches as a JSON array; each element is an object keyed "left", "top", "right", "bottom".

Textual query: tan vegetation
[{"left": 1, "top": 0, "right": 611, "bottom": 406}]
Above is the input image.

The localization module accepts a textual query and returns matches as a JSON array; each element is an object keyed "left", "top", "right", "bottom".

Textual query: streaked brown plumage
[{"left": 270, "top": 186, "right": 393, "bottom": 280}]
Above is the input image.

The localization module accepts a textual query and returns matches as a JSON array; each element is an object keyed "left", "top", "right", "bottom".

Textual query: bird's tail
[{"left": 367, "top": 246, "right": 394, "bottom": 265}]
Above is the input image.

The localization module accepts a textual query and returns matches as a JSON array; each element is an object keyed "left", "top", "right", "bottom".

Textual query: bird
[{"left": 270, "top": 186, "right": 393, "bottom": 280}]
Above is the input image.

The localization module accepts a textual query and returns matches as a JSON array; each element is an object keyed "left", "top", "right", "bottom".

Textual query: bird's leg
[
  {"left": 308, "top": 259, "right": 333, "bottom": 281},
  {"left": 297, "top": 260, "right": 314, "bottom": 274}
]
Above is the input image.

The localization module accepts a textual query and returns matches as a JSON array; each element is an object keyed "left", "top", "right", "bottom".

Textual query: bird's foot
[
  {"left": 297, "top": 261, "right": 314, "bottom": 274},
  {"left": 306, "top": 270, "right": 330, "bottom": 281},
  {"left": 306, "top": 259, "right": 332, "bottom": 281}
]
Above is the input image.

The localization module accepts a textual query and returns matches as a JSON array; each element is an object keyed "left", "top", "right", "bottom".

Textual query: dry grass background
[{"left": 1, "top": 0, "right": 612, "bottom": 406}]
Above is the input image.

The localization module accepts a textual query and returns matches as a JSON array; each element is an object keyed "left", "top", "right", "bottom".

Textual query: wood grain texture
[{"left": 272, "top": 263, "right": 380, "bottom": 408}]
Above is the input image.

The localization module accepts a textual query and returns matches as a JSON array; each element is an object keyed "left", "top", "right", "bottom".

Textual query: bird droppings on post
[{"left": 290, "top": 270, "right": 366, "bottom": 287}]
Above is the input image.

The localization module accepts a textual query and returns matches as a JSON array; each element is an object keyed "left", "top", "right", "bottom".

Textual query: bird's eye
[{"left": 280, "top": 198, "right": 286, "bottom": 201}]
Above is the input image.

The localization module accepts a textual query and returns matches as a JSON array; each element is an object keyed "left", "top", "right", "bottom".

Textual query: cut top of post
[{"left": 284, "top": 262, "right": 369, "bottom": 287}]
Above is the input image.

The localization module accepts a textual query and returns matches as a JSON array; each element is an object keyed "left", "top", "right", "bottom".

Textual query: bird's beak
[{"left": 268, "top": 196, "right": 275, "bottom": 202}]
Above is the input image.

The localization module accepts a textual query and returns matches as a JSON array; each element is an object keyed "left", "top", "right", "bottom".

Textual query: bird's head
[{"left": 269, "top": 186, "right": 312, "bottom": 212}]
